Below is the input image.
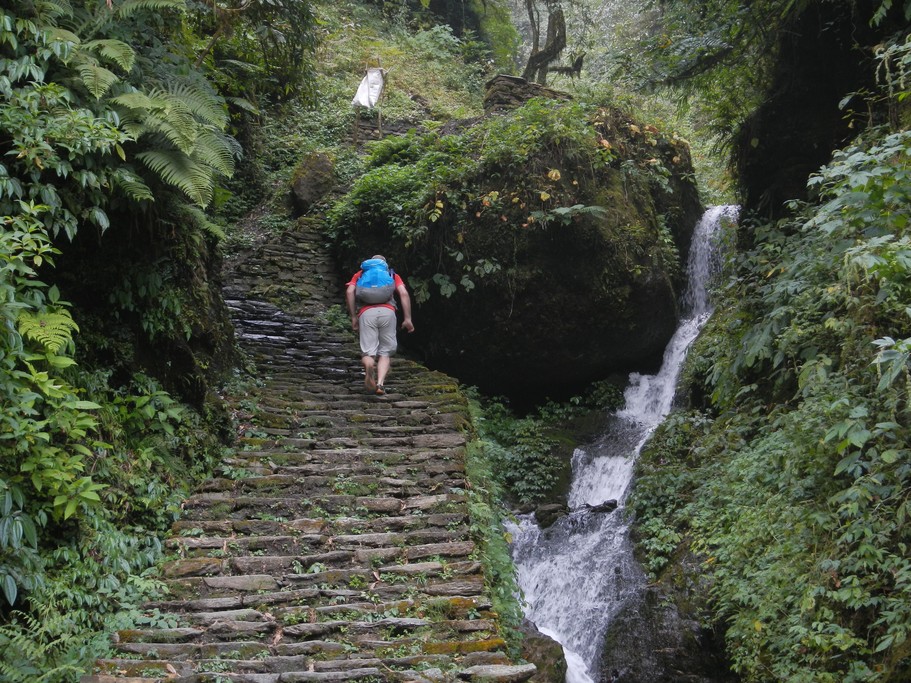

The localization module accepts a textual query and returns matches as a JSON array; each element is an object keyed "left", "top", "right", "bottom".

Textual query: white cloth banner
[{"left": 351, "top": 68, "right": 387, "bottom": 109}]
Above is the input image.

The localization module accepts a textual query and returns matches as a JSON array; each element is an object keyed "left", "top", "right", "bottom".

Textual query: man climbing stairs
[{"left": 80, "top": 220, "right": 535, "bottom": 683}]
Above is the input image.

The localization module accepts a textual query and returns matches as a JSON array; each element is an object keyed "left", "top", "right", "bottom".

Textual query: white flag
[{"left": 352, "top": 67, "right": 387, "bottom": 109}]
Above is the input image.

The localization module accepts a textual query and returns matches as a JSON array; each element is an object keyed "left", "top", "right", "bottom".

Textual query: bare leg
[
  {"left": 376, "top": 355, "right": 391, "bottom": 390},
  {"left": 362, "top": 355, "right": 377, "bottom": 391}
]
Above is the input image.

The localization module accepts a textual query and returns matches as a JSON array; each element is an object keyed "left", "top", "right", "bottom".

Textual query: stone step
[
  {"left": 192, "top": 474, "right": 461, "bottom": 499},
  {"left": 171, "top": 512, "right": 466, "bottom": 538},
  {"left": 166, "top": 526, "right": 471, "bottom": 560}
]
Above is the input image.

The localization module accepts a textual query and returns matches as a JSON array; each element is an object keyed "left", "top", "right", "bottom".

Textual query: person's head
[{"left": 371, "top": 254, "right": 387, "bottom": 262}]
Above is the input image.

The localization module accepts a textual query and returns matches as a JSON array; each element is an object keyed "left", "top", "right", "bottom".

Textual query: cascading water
[{"left": 507, "top": 205, "right": 738, "bottom": 683}]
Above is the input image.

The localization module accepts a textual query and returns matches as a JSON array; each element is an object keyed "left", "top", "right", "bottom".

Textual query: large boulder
[{"left": 332, "top": 77, "right": 702, "bottom": 401}]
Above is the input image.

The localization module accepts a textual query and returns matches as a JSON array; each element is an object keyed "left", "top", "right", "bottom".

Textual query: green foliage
[
  {"left": 185, "top": 0, "right": 317, "bottom": 103},
  {"left": 1, "top": 3, "right": 239, "bottom": 677},
  {"left": 632, "top": 125, "right": 911, "bottom": 681},
  {"left": 464, "top": 439, "right": 525, "bottom": 659},
  {"left": 328, "top": 97, "right": 681, "bottom": 302},
  {"left": 467, "top": 386, "right": 619, "bottom": 504}
]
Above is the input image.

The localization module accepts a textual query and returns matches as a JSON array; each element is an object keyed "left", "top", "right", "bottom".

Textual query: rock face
[
  {"left": 598, "top": 553, "right": 735, "bottom": 683},
  {"left": 520, "top": 619, "right": 568, "bottom": 683}
]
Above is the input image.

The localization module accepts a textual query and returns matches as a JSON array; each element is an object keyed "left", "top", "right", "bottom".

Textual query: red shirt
[{"left": 347, "top": 270, "right": 405, "bottom": 316}]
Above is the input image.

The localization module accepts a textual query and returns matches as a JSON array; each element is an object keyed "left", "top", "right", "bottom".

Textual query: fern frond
[
  {"left": 164, "top": 82, "right": 228, "bottom": 128},
  {"left": 34, "top": 0, "right": 73, "bottom": 20},
  {"left": 111, "top": 169, "right": 154, "bottom": 202},
  {"left": 17, "top": 310, "right": 79, "bottom": 354},
  {"left": 137, "top": 150, "right": 213, "bottom": 206},
  {"left": 226, "top": 96, "right": 260, "bottom": 115},
  {"left": 45, "top": 28, "right": 81, "bottom": 46},
  {"left": 180, "top": 204, "right": 226, "bottom": 240},
  {"left": 110, "top": 90, "right": 158, "bottom": 111},
  {"left": 115, "top": 0, "right": 185, "bottom": 19},
  {"left": 193, "top": 129, "right": 236, "bottom": 177},
  {"left": 82, "top": 39, "right": 135, "bottom": 71},
  {"left": 76, "top": 61, "right": 119, "bottom": 98},
  {"left": 147, "top": 110, "right": 197, "bottom": 154}
]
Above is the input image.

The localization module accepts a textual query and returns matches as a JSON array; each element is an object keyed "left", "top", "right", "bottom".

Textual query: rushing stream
[{"left": 507, "top": 205, "right": 738, "bottom": 682}]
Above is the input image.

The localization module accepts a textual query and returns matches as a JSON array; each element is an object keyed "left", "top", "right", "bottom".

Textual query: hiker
[{"left": 345, "top": 255, "right": 414, "bottom": 396}]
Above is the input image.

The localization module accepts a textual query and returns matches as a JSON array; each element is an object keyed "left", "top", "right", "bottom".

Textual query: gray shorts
[{"left": 359, "top": 306, "right": 397, "bottom": 357}]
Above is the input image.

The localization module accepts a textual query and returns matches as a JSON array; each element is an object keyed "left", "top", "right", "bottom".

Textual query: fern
[
  {"left": 113, "top": 85, "right": 237, "bottom": 205},
  {"left": 45, "top": 27, "right": 81, "bottom": 45},
  {"left": 33, "top": 0, "right": 73, "bottom": 21},
  {"left": 226, "top": 96, "right": 260, "bottom": 114},
  {"left": 137, "top": 149, "right": 213, "bottom": 206},
  {"left": 17, "top": 310, "right": 79, "bottom": 354},
  {"left": 76, "top": 61, "right": 118, "bottom": 98},
  {"left": 114, "top": 0, "right": 185, "bottom": 19},
  {"left": 180, "top": 204, "right": 226, "bottom": 240},
  {"left": 111, "top": 168, "right": 154, "bottom": 202},
  {"left": 159, "top": 82, "right": 228, "bottom": 128},
  {"left": 193, "top": 129, "right": 237, "bottom": 176},
  {"left": 82, "top": 38, "right": 135, "bottom": 71},
  {"left": 0, "top": 609, "right": 90, "bottom": 682}
]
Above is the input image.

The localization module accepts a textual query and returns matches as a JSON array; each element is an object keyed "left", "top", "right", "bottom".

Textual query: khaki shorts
[{"left": 359, "top": 306, "right": 397, "bottom": 357}]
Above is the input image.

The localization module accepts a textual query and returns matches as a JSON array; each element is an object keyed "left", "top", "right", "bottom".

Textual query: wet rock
[
  {"left": 598, "top": 552, "right": 735, "bottom": 683},
  {"left": 533, "top": 503, "right": 569, "bottom": 528},
  {"left": 519, "top": 619, "right": 567, "bottom": 683},
  {"left": 583, "top": 500, "right": 617, "bottom": 514}
]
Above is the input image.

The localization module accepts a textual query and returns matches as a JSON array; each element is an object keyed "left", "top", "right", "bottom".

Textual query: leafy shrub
[{"left": 632, "top": 126, "right": 911, "bottom": 681}]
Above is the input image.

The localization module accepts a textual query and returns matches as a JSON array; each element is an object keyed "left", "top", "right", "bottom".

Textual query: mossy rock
[{"left": 332, "top": 89, "right": 702, "bottom": 402}]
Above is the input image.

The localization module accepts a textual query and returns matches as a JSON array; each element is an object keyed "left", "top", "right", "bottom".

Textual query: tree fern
[{"left": 17, "top": 310, "right": 79, "bottom": 354}]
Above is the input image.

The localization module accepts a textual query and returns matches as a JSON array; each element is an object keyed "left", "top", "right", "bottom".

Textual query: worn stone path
[{"left": 82, "top": 219, "right": 535, "bottom": 682}]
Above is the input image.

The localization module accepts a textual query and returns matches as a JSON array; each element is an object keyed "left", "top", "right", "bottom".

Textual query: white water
[{"left": 508, "top": 206, "right": 738, "bottom": 682}]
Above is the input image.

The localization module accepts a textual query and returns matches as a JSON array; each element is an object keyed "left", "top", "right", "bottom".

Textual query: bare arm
[
  {"left": 346, "top": 284, "right": 359, "bottom": 330},
  {"left": 397, "top": 284, "right": 414, "bottom": 333}
]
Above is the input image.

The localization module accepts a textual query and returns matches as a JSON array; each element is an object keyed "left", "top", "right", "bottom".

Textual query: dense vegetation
[
  {"left": 631, "top": 2, "right": 911, "bottom": 680},
  {"left": 5, "top": 0, "right": 911, "bottom": 679},
  {"left": 0, "top": 0, "right": 317, "bottom": 676}
]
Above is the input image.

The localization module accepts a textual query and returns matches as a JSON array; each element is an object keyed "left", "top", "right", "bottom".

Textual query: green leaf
[
  {"left": 1, "top": 574, "right": 17, "bottom": 605},
  {"left": 63, "top": 498, "right": 78, "bottom": 519},
  {"left": 69, "top": 400, "right": 101, "bottom": 410}
]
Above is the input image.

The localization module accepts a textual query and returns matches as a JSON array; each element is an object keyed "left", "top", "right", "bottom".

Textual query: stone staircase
[{"left": 82, "top": 219, "right": 535, "bottom": 683}]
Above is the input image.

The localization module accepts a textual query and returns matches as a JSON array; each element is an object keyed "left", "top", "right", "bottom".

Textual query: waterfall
[{"left": 507, "top": 206, "right": 738, "bottom": 682}]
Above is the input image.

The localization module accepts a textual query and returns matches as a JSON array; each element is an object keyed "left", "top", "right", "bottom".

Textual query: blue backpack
[{"left": 355, "top": 258, "right": 396, "bottom": 305}]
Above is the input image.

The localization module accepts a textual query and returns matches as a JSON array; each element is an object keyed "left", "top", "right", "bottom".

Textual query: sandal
[
  {"left": 364, "top": 367, "right": 377, "bottom": 392},
  {"left": 375, "top": 384, "right": 385, "bottom": 396}
]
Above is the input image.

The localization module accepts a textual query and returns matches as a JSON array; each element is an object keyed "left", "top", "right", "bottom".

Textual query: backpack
[{"left": 355, "top": 258, "right": 396, "bottom": 305}]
